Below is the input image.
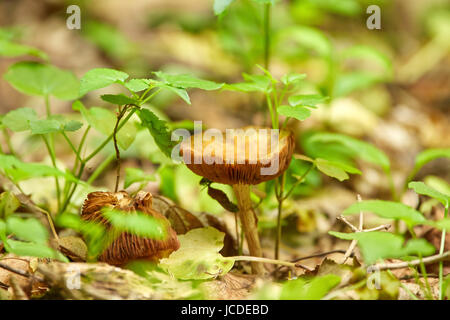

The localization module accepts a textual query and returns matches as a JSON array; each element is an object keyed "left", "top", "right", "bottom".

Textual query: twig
[
  {"left": 232, "top": 256, "right": 315, "bottom": 272},
  {"left": 337, "top": 195, "right": 391, "bottom": 264},
  {"left": 113, "top": 105, "right": 129, "bottom": 192},
  {"left": 373, "top": 251, "right": 450, "bottom": 271}
]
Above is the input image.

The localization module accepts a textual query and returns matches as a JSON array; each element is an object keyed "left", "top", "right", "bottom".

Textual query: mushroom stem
[{"left": 232, "top": 184, "right": 265, "bottom": 275}]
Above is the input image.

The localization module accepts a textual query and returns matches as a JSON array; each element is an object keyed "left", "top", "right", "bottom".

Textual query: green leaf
[
  {"left": 343, "top": 200, "right": 426, "bottom": 227},
  {"left": 0, "top": 192, "right": 20, "bottom": 219},
  {"left": 0, "top": 39, "right": 48, "bottom": 59},
  {"left": 29, "top": 116, "right": 83, "bottom": 134},
  {"left": 154, "top": 71, "right": 223, "bottom": 90},
  {"left": 223, "top": 73, "right": 271, "bottom": 93},
  {"left": 138, "top": 108, "right": 176, "bottom": 157},
  {"left": 329, "top": 231, "right": 435, "bottom": 264},
  {"left": 315, "top": 158, "right": 361, "bottom": 181},
  {"left": 280, "top": 274, "right": 341, "bottom": 300},
  {"left": 413, "top": 148, "right": 450, "bottom": 176},
  {"left": 341, "top": 45, "right": 393, "bottom": 77},
  {"left": 333, "top": 72, "right": 382, "bottom": 97},
  {"left": 278, "top": 26, "right": 332, "bottom": 57},
  {"left": 124, "top": 168, "right": 155, "bottom": 189},
  {"left": 73, "top": 101, "right": 137, "bottom": 150},
  {"left": 214, "top": 0, "right": 235, "bottom": 14},
  {"left": 101, "top": 93, "right": 139, "bottom": 106},
  {"left": 281, "top": 73, "right": 307, "bottom": 85},
  {"left": 159, "top": 227, "right": 234, "bottom": 280},
  {"left": 101, "top": 208, "right": 168, "bottom": 240},
  {"left": 409, "top": 181, "right": 449, "bottom": 206},
  {"left": 308, "top": 132, "right": 391, "bottom": 173},
  {"left": 288, "top": 94, "right": 328, "bottom": 107},
  {"left": 3, "top": 61, "right": 80, "bottom": 100},
  {"left": 162, "top": 85, "right": 191, "bottom": 104},
  {"left": 6, "top": 216, "right": 48, "bottom": 244},
  {"left": 2, "top": 107, "right": 38, "bottom": 132},
  {"left": 125, "top": 79, "right": 151, "bottom": 92},
  {"left": 277, "top": 105, "right": 311, "bottom": 121},
  {"left": 6, "top": 239, "right": 68, "bottom": 262},
  {"left": 0, "top": 154, "right": 83, "bottom": 184},
  {"left": 79, "top": 68, "right": 128, "bottom": 96}
]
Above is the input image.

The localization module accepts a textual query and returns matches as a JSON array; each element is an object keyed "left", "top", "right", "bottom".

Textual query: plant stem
[
  {"left": 42, "top": 135, "right": 61, "bottom": 212},
  {"left": 274, "top": 173, "right": 285, "bottom": 260},
  {"left": 113, "top": 106, "right": 129, "bottom": 192},
  {"left": 233, "top": 184, "right": 265, "bottom": 275},
  {"left": 439, "top": 204, "right": 448, "bottom": 300},
  {"left": 84, "top": 108, "right": 136, "bottom": 163},
  {"left": 263, "top": 3, "right": 271, "bottom": 70}
]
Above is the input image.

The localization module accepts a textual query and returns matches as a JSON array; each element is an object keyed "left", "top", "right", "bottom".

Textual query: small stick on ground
[{"left": 337, "top": 194, "right": 391, "bottom": 264}]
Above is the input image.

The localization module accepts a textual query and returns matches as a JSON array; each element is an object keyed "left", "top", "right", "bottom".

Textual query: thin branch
[
  {"left": 373, "top": 251, "right": 450, "bottom": 271},
  {"left": 232, "top": 255, "right": 314, "bottom": 272}
]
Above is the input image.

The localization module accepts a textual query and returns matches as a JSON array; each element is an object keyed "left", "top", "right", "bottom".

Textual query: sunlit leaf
[
  {"left": 6, "top": 216, "right": 48, "bottom": 244},
  {"left": 160, "top": 227, "right": 234, "bottom": 280},
  {"left": 2, "top": 107, "right": 38, "bottom": 132},
  {"left": 79, "top": 68, "right": 128, "bottom": 96},
  {"left": 409, "top": 181, "right": 449, "bottom": 206},
  {"left": 154, "top": 71, "right": 223, "bottom": 90},
  {"left": 288, "top": 94, "right": 328, "bottom": 107},
  {"left": 4, "top": 62, "right": 79, "bottom": 100},
  {"left": 280, "top": 274, "right": 341, "bottom": 300},
  {"left": 343, "top": 200, "right": 426, "bottom": 227},
  {"left": 101, "top": 93, "right": 140, "bottom": 106},
  {"left": 277, "top": 105, "right": 311, "bottom": 121}
]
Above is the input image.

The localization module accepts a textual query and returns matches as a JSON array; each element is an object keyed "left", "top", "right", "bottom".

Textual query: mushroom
[
  {"left": 180, "top": 127, "right": 294, "bottom": 274},
  {"left": 81, "top": 190, "right": 180, "bottom": 266}
]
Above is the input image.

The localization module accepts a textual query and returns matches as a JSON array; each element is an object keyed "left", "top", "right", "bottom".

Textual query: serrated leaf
[
  {"left": 409, "top": 181, "right": 449, "bottom": 206},
  {"left": 159, "top": 227, "right": 234, "bottom": 280},
  {"left": 277, "top": 105, "right": 312, "bottom": 121},
  {"left": 124, "top": 167, "right": 155, "bottom": 189},
  {"left": 343, "top": 200, "right": 426, "bottom": 227},
  {"left": 329, "top": 231, "right": 435, "bottom": 264},
  {"left": 79, "top": 68, "right": 128, "bottom": 96},
  {"left": 2, "top": 107, "right": 38, "bottom": 132},
  {"left": 288, "top": 94, "right": 328, "bottom": 107},
  {"left": 101, "top": 93, "right": 139, "bottom": 106},
  {"left": 138, "top": 108, "right": 176, "bottom": 157},
  {"left": 4, "top": 61, "right": 80, "bottom": 100},
  {"left": 154, "top": 71, "right": 223, "bottom": 90},
  {"left": 280, "top": 274, "right": 341, "bottom": 300}
]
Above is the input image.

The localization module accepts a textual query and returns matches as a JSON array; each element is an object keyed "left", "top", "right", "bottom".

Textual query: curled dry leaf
[{"left": 81, "top": 191, "right": 179, "bottom": 266}]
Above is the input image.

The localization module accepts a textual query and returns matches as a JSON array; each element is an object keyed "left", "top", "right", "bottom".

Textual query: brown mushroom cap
[
  {"left": 180, "top": 127, "right": 295, "bottom": 185},
  {"left": 81, "top": 191, "right": 179, "bottom": 266}
]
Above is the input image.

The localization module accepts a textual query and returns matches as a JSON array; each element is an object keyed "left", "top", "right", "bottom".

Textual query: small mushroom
[
  {"left": 180, "top": 127, "right": 294, "bottom": 274},
  {"left": 81, "top": 191, "right": 180, "bottom": 266}
]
